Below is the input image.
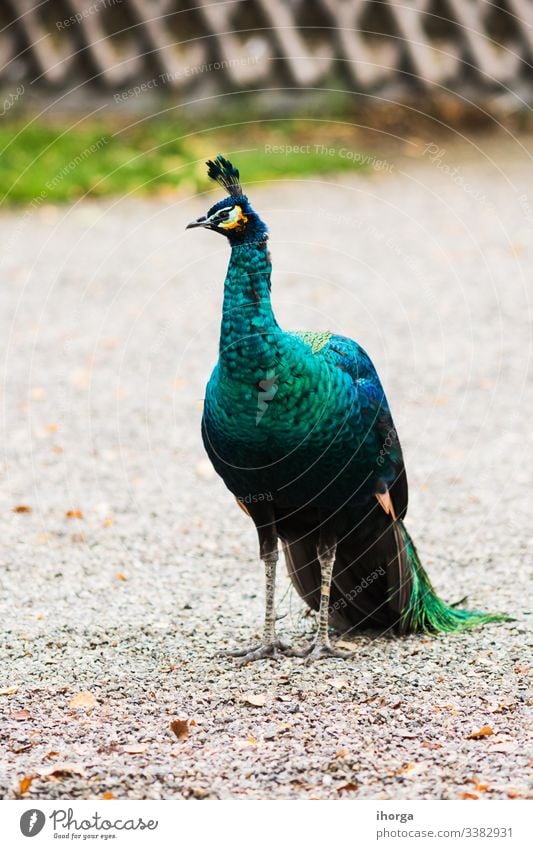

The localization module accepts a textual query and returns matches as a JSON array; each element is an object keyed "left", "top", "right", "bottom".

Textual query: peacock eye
[{"left": 210, "top": 204, "right": 248, "bottom": 231}]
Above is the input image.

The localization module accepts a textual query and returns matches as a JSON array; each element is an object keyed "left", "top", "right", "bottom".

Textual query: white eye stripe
[
  {"left": 211, "top": 205, "right": 244, "bottom": 225},
  {"left": 206, "top": 204, "right": 247, "bottom": 231},
  {"left": 210, "top": 206, "right": 233, "bottom": 222}
]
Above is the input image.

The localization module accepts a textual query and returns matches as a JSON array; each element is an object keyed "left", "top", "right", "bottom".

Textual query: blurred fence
[{"left": 1, "top": 0, "right": 532, "bottom": 99}]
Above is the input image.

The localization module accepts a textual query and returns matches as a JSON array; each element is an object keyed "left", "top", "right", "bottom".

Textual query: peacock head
[{"left": 186, "top": 155, "right": 268, "bottom": 246}]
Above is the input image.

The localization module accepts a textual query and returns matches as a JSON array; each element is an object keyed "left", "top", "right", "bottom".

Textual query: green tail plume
[{"left": 399, "top": 522, "right": 510, "bottom": 634}]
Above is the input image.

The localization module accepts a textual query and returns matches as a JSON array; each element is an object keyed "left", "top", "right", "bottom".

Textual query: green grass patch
[{"left": 0, "top": 118, "right": 381, "bottom": 206}]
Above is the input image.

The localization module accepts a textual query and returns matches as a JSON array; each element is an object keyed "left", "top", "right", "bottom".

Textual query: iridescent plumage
[{"left": 188, "top": 155, "right": 507, "bottom": 662}]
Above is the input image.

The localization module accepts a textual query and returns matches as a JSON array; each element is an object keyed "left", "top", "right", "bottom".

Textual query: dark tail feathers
[{"left": 282, "top": 510, "right": 509, "bottom": 635}]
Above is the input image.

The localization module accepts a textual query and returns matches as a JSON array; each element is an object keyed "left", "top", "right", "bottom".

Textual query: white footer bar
[{"left": 1, "top": 799, "right": 529, "bottom": 848}]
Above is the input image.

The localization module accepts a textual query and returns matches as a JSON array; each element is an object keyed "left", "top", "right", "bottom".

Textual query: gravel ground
[{"left": 0, "top": 136, "right": 531, "bottom": 801}]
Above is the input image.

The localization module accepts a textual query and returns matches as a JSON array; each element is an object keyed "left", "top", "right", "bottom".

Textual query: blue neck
[{"left": 219, "top": 240, "right": 280, "bottom": 375}]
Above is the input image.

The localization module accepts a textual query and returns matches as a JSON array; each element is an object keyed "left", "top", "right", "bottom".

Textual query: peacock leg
[
  {"left": 290, "top": 522, "right": 353, "bottom": 661},
  {"left": 221, "top": 518, "right": 292, "bottom": 664}
]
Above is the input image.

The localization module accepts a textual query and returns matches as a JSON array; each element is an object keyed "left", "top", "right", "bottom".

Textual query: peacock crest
[{"left": 206, "top": 154, "right": 244, "bottom": 197}]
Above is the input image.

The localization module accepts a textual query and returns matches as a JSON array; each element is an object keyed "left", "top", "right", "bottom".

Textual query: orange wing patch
[
  {"left": 376, "top": 490, "right": 397, "bottom": 520},
  {"left": 235, "top": 498, "right": 250, "bottom": 517}
]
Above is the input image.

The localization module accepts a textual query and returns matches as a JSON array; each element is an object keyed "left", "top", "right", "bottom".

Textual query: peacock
[{"left": 187, "top": 154, "right": 506, "bottom": 663}]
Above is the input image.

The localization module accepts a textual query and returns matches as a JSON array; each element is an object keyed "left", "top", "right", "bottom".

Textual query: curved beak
[{"left": 186, "top": 215, "right": 208, "bottom": 230}]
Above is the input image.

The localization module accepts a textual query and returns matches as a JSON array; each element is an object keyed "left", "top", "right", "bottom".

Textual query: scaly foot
[
  {"left": 220, "top": 639, "right": 293, "bottom": 665},
  {"left": 287, "top": 641, "right": 353, "bottom": 662}
]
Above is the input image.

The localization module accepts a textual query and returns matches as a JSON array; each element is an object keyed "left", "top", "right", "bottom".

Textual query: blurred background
[{"left": 0, "top": 0, "right": 532, "bottom": 202}]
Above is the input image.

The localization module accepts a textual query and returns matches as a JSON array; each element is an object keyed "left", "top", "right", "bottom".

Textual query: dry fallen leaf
[
  {"left": 13, "top": 505, "right": 32, "bottom": 513},
  {"left": 11, "top": 710, "right": 32, "bottom": 720},
  {"left": 170, "top": 719, "right": 189, "bottom": 740},
  {"left": 102, "top": 792, "right": 115, "bottom": 800},
  {"left": 12, "top": 744, "right": 31, "bottom": 754},
  {"left": 337, "top": 782, "right": 358, "bottom": 793},
  {"left": 0, "top": 687, "right": 18, "bottom": 696},
  {"left": 19, "top": 776, "right": 33, "bottom": 794},
  {"left": 467, "top": 725, "right": 494, "bottom": 739},
  {"left": 242, "top": 692, "right": 266, "bottom": 707},
  {"left": 123, "top": 744, "right": 148, "bottom": 754},
  {"left": 460, "top": 792, "right": 479, "bottom": 800},
  {"left": 398, "top": 762, "right": 416, "bottom": 774},
  {"left": 191, "top": 787, "right": 210, "bottom": 799},
  {"left": 65, "top": 509, "right": 83, "bottom": 519},
  {"left": 69, "top": 691, "right": 97, "bottom": 710},
  {"left": 115, "top": 572, "right": 127, "bottom": 582},
  {"left": 397, "top": 762, "right": 428, "bottom": 777},
  {"left": 489, "top": 700, "right": 516, "bottom": 714},
  {"left": 38, "top": 762, "right": 85, "bottom": 778}
]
